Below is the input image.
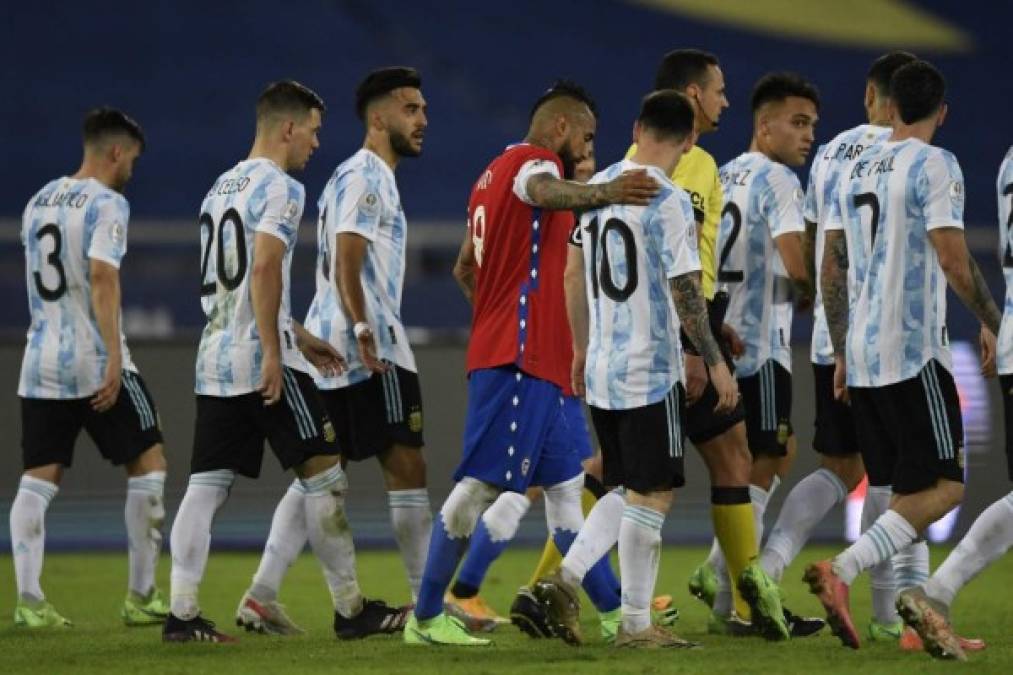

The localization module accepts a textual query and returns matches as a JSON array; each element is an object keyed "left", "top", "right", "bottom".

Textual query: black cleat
[
  {"left": 784, "top": 607, "right": 826, "bottom": 638},
  {"left": 509, "top": 587, "right": 554, "bottom": 639},
  {"left": 163, "top": 613, "right": 238, "bottom": 643},
  {"left": 333, "top": 598, "right": 409, "bottom": 640}
]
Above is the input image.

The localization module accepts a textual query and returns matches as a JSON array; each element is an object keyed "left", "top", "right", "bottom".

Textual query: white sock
[
  {"left": 250, "top": 480, "right": 307, "bottom": 603},
  {"left": 301, "top": 464, "right": 362, "bottom": 618},
  {"left": 924, "top": 492, "right": 1013, "bottom": 607},
  {"left": 169, "top": 470, "right": 234, "bottom": 619},
  {"left": 761, "top": 468, "right": 847, "bottom": 581},
  {"left": 125, "top": 470, "right": 166, "bottom": 598},
  {"left": 619, "top": 504, "right": 665, "bottom": 634},
  {"left": 388, "top": 489, "right": 432, "bottom": 602},
  {"left": 893, "top": 539, "right": 929, "bottom": 591},
  {"left": 860, "top": 486, "right": 898, "bottom": 624},
  {"left": 10, "top": 475, "right": 58, "bottom": 603},
  {"left": 560, "top": 489, "right": 626, "bottom": 587},
  {"left": 833, "top": 508, "right": 917, "bottom": 586}
]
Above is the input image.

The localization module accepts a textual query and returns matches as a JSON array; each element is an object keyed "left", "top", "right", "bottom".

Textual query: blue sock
[
  {"left": 553, "top": 530, "right": 621, "bottom": 613},
  {"left": 415, "top": 517, "right": 468, "bottom": 621},
  {"left": 453, "top": 519, "right": 507, "bottom": 596}
]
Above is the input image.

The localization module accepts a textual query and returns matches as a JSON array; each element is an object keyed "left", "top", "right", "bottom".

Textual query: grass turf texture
[{"left": 2, "top": 546, "right": 1011, "bottom": 674}]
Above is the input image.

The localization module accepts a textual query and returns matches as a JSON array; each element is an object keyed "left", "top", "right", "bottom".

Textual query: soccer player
[
  {"left": 10, "top": 108, "right": 168, "bottom": 628},
  {"left": 757, "top": 51, "right": 916, "bottom": 643},
  {"left": 891, "top": 144, "right": 1013, "bottom": 661},
  {"left": 805, "top": 60, "right": 1002, "bottom": 654},
  {"left": 705, "top": 72, "right": 820, "bottom": 638},
  {"left": 165, "top": 81, "right": 399, "bottom": 642},
  {"left": 236, "top": 67, "right": 432, "bottom": 635},
  {"left": 558, "top": 89, "right": 737, "bottom": 647},
  {"left": 404, "top": 81, "right": 660, "bottom": 647}
]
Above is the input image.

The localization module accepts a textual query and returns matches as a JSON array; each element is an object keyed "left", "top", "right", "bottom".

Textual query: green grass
[{"left": 1, "top": 546, "right": 1011, "bottom": 673}]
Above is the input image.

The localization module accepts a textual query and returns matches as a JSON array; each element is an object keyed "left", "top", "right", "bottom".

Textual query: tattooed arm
[
  {"left": 928, "top": 228, "right": 1002, "bottom": 334},
  {"left": 821, "top": 230, "right": 850, "bottom": 356},
  {"left": 525, "top": 169, "right": 659, "bottom": 210}
]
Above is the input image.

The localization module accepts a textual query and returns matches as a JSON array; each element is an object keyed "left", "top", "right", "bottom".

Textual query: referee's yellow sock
[
  {"left": 527, "top": 475, "right": 606, "bottom": 587},
  {"left": 711, "top": 486, "right": 757, "bottom": 620}
]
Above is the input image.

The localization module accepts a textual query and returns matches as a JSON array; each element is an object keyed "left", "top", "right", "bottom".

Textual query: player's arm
[
  {"left": 525, "top": 170, "right": 660, "bottom": 210},
  {"left": 774, "top": 231, "right": 813, "bottom": 305},
  {"left": 820, "top": 229, "right": 850, "bottom": 401},
  {"left": 251, "top": 233, "right": 286, "bottom": 404},
  {"left": 452, "top": 227, "right": 477, "bottom": 304},
  {"left": 928, "top": 227, "right": 1001, "bottom": 330},
  {"left": 89, "top": 259, "right": 122, "bottom": 412},
  {"left": 336, "top": 232, "right": 387, "bottom": 373},
  {"left": 564, "top": 237, "right": 589, "bottom": 396},
  {"left": 291, "top": 321, "right": 346, "bottom": 377},
  {"left": 803, "top": 219, "right": 817, "bottom": 293}
]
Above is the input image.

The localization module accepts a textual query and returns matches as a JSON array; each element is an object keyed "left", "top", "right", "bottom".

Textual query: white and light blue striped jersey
[
  {"left": 716, "top": 152, "right": 806, "bottom": 377},
  {"left": 825, "top": 138, "right": 964, "bottom": 387},
  {"left": 304, "top": 148, "right": 416, "bottom": 389},
  {"left": 579, "top": 159, "right": 700, "bottom": 410},
  {"left": 18, "top": 177, "right": 138, "bottom": 399},
  {"left": 195, "top": 158, "right": 309, "bottom": 396},
  {"left": 804, "top": 124, "right": 891, "bottom": 365},
  {"left": 997, "top": 145, "right": 1013, "bottom": 375}
]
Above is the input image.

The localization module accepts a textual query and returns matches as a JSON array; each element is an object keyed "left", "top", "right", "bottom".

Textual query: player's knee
[
  {"left": 126, "top": 443, "right": 167, "bottom": 476},
  {"left": 25, "top": 464, "right": 63, "bottom": 485},
  {"left": 481, "top": 491, "right": 531, "bottom": 542},
  {"left": 823, "top": 455, "right": 864, "bottom": 492},
  {"left": 381, "top": 444, "right": 427, "bottom": 489},
  {"left": 938, "top": 479, "right": 964, "bottom": 511},
  {"left": 299, "top": 462, "right": 348, "bottom": 496},
  {"left": 625, "top": 488, "right": 673, "bottom": 514},
  {"left": 439, "top": 477, "right": 498, "bottom": 539}
]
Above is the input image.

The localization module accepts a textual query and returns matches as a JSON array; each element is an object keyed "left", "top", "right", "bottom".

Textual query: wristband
[{"left": 353, "top": 322, "right": 371, "bottom": 339}]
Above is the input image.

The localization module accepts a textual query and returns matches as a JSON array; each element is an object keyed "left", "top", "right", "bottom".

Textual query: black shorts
[
  {"left": 21, "top": 370, "right": 163, "bottom": 470},
  {"left": 320, "top": 365, "right": 424, "bottom": 462},
  {"left": 849, "top": 360, "right": 964, "bottom": 494},
  {"left": 191, "top": 367, "right": 337, "bottom": 478},
  {"left": 1001, "top": 374, "right": 1013, "bottom": 481},
  {"left": 812, "top": 363, "right": 858, "bottom": 457},
  {"left": 738, "top": 360, "right": 793, "bottom": 457},
  {"left": 590, "top": 384, "right": 686, "bottom": 493},
  {"left": 685, "top": 345, "right": 746, "bottom": 445}
]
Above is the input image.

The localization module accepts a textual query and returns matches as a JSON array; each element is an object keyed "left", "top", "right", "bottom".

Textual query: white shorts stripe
[
  {"left": 282, "top": 370, "right": 314, "bottom": 440},
  {"left": 123, "top": 374, "right": 155, "bottom": 430},
  {"left": 924, "top": 365, "right": 954, "bottom": 459},
  {"left": 380, "top": 369, "right": 395, "bottom": 423}
]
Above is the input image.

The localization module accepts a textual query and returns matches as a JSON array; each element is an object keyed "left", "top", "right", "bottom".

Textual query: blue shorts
[
  {"left": 562, "top": 395, "right": 594, "bottom": 461},
  {"left": 455, "top": 366, "right": 583, "bottom": 491}
]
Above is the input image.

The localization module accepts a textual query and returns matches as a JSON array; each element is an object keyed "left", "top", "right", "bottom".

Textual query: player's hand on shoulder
[
  {"left": 258, "top": 353, "right": 283, "bottom": 406},
  {"left": 684, "top": 353, "right": 707, "bottom": 405},
  {"left": 979, "top": 325, "right": 998, "bottom": 378},
  {"left": 604, "top": 169, "right": 660, "bottom": 206},
  {"left": 91, "top": 357, "right": 122, "bottom": 413},
  {"left": 707, "top": 361, "right": 738, "bottom": 414}
]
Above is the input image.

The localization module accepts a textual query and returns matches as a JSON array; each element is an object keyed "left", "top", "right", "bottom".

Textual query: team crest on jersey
[
  {"left": 686, "top": 221, "right": 698, "bottom": 250},
  {"left": 793, "top": 188, "right": 804, "bottom": 203},
  {"left": 283, "top": 199, "right": 300, "bottom": 222},
  {"left": 323, "top": 420, "right": 337, "bottom": 443},
  {"left": 521, "top": 458, "right": 531, "bottom": 476},
  {"left": 409, "top": 407, "right": 423, "bottom": 433},
  {"left": 777, "top": 421, "right": 790, "bottom": 446},
  {"left": 949, "top": 180, "right": 964, "bottom": 207},
  {"left": 111, "top": 221, "right": 125, "bottom": 244},
  {"left": 359, "top": 191, "right": 380, "bottom": 216}
]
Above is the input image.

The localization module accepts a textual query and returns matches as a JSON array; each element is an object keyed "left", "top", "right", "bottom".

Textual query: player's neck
[
  {"left": 889, "top": 120, "right": 936, "bottom": 145},
  {"left": 748, "top": 136, "right": 778, "bottom": 162},
  {"left": 71, "top": 158, "right": 114, "bottom": 189},
  {"left": 629, "top": 147, "right": 677, "bottom": 177},
  {"left": 247, "top": 139, "right": 291, "bottom": 173},
  {"left": 364, "top": 136, "right": 400, "bottom": 171}
]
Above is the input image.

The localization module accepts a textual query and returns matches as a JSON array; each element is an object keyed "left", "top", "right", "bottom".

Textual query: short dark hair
[
  {"left": 654, "top": 49, "right": 720, "bottom": 91},
  {"left": 638, "top": 90, "right": 695, "bottom": 141},
  {"left": 866, "top": 50, "right": 918, "bottom": 94},
  {"left": 82, "top": 107, "right": 145, "bottom": 151},
  {"left": 529, "top": 79, "right": 598, "bottom": 120},
  {"left": 890, "top": 60, "right": 945, "bottom": 124},
  {"left": 750, "top": 72, "right": 821, "bottom": 113},
  {"left": 256, "top": 80, "right": 326, "bottom": 123},
  {"left": 355, "top": 67, "right": 422, "bottom": 120}
]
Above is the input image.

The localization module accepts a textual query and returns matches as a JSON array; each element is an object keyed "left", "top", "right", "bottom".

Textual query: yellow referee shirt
[{"left": 625, "top": 143, "right": 722, "bottom": 299}]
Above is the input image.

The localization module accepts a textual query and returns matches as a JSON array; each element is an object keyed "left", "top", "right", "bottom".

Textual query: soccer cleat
[
  {"left": 783, "top": 607, "right": 825, "bottom": 638},
  {"left": 614, "top": 624, "right": 701, "bottom": 649},
  {"left": 737, "top": 562, "right": 789, "bottom": 641},
  {"left": 13, "top": 601, "right": 72, "bottom": 628},
  {"left": 650, "top": 595, "right": 680, "bottom": 626},
  {"left": 162, "top": 613, "right": 237, "bottom": 643},
  {"left": 706, "top": 611, "right": 753, "bottom": 636},
  {"left": 333, "top": 598, "right": 409, "bottom": 639},
  {"left": 403, "top": 612, "right": 492, "bottom": 646},
  {"left": 803, "top": 561, "right": 860, "bottom": 649},
  {"left": 898, "top": 626, "right": 986, "bottom": 653},
  {"left": 868, "top": 619, "right": 904, "bottom": 641},
  {"left": 444, "top": 591, "right": 509, "bottom": 626},
  {"left": 895, "top": 588, "right": 966, "bottom": 661},
  {"left": 599, "top": 607, "right": 622, "bottom": 644},
  {"left": 687, "top": 563, "right": 717, "bottom": 608},
  {"left": 532, "top": 573, "right": 583, "bottom": 646},
  {"left": 509, "top": 586, "right": 554, "bottom": 638},
  {"left": 235, "top": 591, "right": 304, "bottom": 635},
  {"left": 122, "top": 587, "right": 170, "bottom": 626}
]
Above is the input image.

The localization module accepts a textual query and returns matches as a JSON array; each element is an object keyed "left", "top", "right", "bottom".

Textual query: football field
[{"left": 2, "top": 545, "right": 1011, "bottom": 674}]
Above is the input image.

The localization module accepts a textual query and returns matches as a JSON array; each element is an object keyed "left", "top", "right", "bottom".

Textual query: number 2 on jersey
[
  {"left": 717, "top": 202, "right": 743, "bottom": 283},
  {"left": 200, "top": 208, "right": 248, "bottom": 295},
  {"left": 1004, "top": 183, "right": 1013, "bottom": 268}
]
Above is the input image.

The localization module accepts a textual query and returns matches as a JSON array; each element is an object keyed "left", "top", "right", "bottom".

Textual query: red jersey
[{"left": 465, "top": 144, "right": 574, "bottom": 391}]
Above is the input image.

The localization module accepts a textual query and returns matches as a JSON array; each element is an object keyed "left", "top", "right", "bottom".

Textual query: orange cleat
[{"left": 803, "top": 561, "right": 860, "bottom": 649}]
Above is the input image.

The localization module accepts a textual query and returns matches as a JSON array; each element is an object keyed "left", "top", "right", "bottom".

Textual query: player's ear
[
  {"left": 936, "top": 102, "right": 948, "bottom": 129},
  {"left": 108, "top": 142, "right": 123, "bottom": 164},
  {"left": 632, "top": 120, "right": 641, "bottom": 145},
  {"left": 864, "top": 82, "right": 876, "bottom": 114}
]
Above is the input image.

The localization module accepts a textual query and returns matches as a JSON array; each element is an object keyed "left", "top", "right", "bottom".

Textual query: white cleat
[{"left": 235, "top": 591, "right": 305, "bottom": 636}]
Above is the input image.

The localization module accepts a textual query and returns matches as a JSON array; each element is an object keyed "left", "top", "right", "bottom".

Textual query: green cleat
[
  {"left": 737, "top": 563, "right": 790, "bottom": 641},
  {"left": 599, "top": 608, "right": 622, "bottom": 644},
  {"left": 688, "top": 563, "right": 717, "bottom": 608},
  {"left": 868, "top": 619, "right": 904, "bottom": 641},
  {"left": 403, "top": 612, "right": 492, "bottom": 646},
  {"left": 707, "top": 611, "right": 753, "bottom": 636},
  {"left": 122, "top": 588, "right": 170, "bottom": 626},
  {"left": 14, "top": 601, "right": 72, "bottom": 628}
]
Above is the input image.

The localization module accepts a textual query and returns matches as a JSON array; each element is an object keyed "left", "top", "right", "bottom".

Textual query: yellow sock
[
  {"left": 712, "top": 490, "right": 757, "bottom": 620},
  {"left": 527, "top": 487, "right": 599, "bottom": 587}
]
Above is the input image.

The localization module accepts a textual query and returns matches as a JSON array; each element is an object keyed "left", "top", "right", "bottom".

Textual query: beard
[
  {"left": 390, "top": 129, "right": 422, "bottom": 158},
  {"left": 558, "top": 144, "right": 578, "bottom": 180}
]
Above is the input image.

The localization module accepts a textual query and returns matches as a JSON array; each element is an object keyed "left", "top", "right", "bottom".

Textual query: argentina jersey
[
  {"left": 717, "top": 152, "right": 806, "bottom": 377},
  {"left": 804, "top": 124, "right": 891, "bottom": 366},
  {"left": 304, "top": 148, "right": 416, "bottom": 389},
  {"left": 579, "top": 159, "right": 700, "bottom": 410},
  {"left": 997, "top": 145, "right": 1013, "bottom": 375},
  {"left": 195, "top": 158, "right": 308, "bottom": 396},
  {"left": 18, "top": 177, "right": 138, "bottom": 398},
  {"left": 826, "top": 138, "right": 964, "bottom": 387}
]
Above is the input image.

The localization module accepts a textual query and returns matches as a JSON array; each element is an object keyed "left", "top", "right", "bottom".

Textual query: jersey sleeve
[
  {"left": 87, "top": 194, "right": 130, "bottom": 269},
  {"left": 918, "top": 149, "right": 965, "bottom": 231},
  {"left": 513, "top": 159, "right": 561, "bottom": 206},
  {"left": 256, "top": 175, "right": 305, "bottom": 246},
  {"left": 765, "top": 166, "right": 806, "bottom": 238},
  {"left": 802, "top": 151, "right": 823, "bottom": 222},
  {"left": 333, "top": 170, "right": 384, "bottom": 242},
  {"left": 658, "top": 190, "right": 701, "bottom": 279},
  {"left": 823, "top": 182, "right": 845, "bottom": 232}
]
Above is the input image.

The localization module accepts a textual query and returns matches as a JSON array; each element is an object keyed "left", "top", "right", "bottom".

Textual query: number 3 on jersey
[
  {"left": 200, "top": 208, "right": 248, "bottom": 295},
  {"left": 584, "top": 216, "right": 638, "bottom": 301}
]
